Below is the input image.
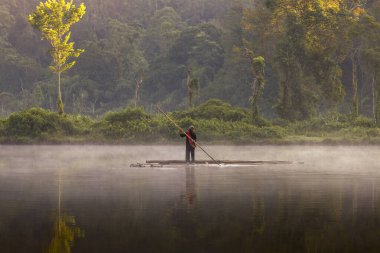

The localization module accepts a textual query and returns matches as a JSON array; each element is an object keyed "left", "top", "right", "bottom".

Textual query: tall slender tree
[
  {"left": 28, "top": 0, "right": 86, "bottom": 114},
  {"left": 134, "top": 71, "right": 144, "bottom": 108},
  {"left": 245, "top": 48, "right": 265, "bottom": 119},
  {"left": 186, "top": 70, "right": 199, "bottom": 108}
]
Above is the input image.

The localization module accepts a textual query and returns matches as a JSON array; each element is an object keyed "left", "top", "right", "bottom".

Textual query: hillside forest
[{"left": 1, "top": 0, "right": 380, "bottom": 123}]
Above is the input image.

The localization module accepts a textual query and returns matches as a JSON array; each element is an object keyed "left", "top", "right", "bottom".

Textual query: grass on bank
[{"left": 0, "top": 99, "right": 379, "bottom": 144}]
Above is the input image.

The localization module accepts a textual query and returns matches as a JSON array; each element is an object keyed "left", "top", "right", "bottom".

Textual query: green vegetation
[
  {"left": 0, "top": 1, "right": 379, "bottom": 144},
  {"left": 1, "top": 107, "right": 92, "bottom": 143},
  {"left": 1, "top": 100, "right": 380, "bottom": 145},
  {"left": 0, "top": 0, "right": 380, "bottom": 123}
]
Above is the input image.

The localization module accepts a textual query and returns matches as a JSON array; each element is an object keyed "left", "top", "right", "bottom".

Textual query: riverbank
[{"left": 1, "top": 100, "right": 380, "bottom": 145}]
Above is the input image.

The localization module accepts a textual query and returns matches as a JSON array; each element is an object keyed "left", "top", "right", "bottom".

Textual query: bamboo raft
[{"left": 130, "top": 160, "right": 303, "bottom": 167}]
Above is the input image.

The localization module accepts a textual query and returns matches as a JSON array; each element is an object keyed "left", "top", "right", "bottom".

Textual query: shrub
[
  {"left": 289, "top": 112, "right": 375, "bottom": 133},
  {"left": 272, "top": 118, "right": 291, "bottom": 127},
  {"left": 98, "top": 107, "right": 154, "bottom": 141},
  {"left": 103, "top": 107, "right": 151, "bottom": 124},
  {"left": 351, "top": 116, "right": 375, "bottom": 128},
  {"left": 5, "top": 108, "right": 59, "bottom": 137},
  {"left": 366, "top": 128, "right": 380, "bottom": 138},
  {"left": 179, "top": 119, "right": 285, "bottom": 142},
  {"left": 0, "top": 118, "right": 5, "bottom": 136},
  {"left": 173, "top": 99, "right": 251, "bottom": 122},
  {"left": 4, "top": 108, "right": 93, "bottom": 139},
  {"left": 1, "top": 104, "right": 379, "bottom": 144}
]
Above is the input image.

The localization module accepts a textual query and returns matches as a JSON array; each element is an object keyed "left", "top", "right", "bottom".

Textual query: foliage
[
  {"left": 144, "top": 7, "right": 185, "bottom": 56},
  {"left": 170, "top": 23, "right": 224, "bottom": 73}
]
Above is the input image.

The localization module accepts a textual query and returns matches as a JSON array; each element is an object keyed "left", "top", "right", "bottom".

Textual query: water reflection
[
  {"left": 182, "top": 166, "right": 196, "bottom": 208},
  {"left": 46, "top": 169, "right": 83, "bottom": 253},
  {"left": 252, "top": 194, "right": 265, "bottom": 235},
  {"left": 1, "top": 146, "right": 380, "bottom": 252}
]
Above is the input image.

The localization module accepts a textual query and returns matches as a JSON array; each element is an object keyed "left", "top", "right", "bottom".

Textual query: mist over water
[{"left": 0, "top": 145, "right": 380, "bottom": 253}]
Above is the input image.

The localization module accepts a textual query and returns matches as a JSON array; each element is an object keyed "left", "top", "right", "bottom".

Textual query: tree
[
  {"left": 33, "top": 83, "right": 45, "bottom": 107},
  {"left": 243, "top": 0, "right": 347, "bottom": 120},
  {"left": 144, "top": 7, "right": 185, "bottom": 57},
  {"left": 0, "top": 91, "right": 15, "bottom": 115},
  {"left": 340, "top": 1, "right": 369, "bottom": 118},
  {"left": 170, "top": 24, "right": 224, "bottom": 92},
  {"left": 28, "top": 0, "right": 86, "bottom": 114},
  {"left": 202, "top": 2, "right": 255, "bottom": 108},
  {"left": 354, "top": 5, "right": 380, "bottom": 120},
  {"left": 360, "top": 19, "right": 380, "bottom": 124},
  {"left": 74, "top": 19, "right": 148, "bottom": 110},
  {"left": 186, "top": 70, "right": 199, "bottom": 108},
  {"left": 245, "top": 50, "right": 265, "bottom": 119},
  {"left": 134, "top": 71, "right": 144, "bottom": 107}
]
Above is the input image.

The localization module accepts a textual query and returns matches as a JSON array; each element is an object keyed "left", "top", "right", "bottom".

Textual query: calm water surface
[{"left": 0, "top": 145, "right": 380, "bottom": 253}]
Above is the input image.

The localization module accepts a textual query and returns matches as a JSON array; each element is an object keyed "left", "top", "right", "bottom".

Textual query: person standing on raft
[{"left": 180, "top": 126, "right": 197, "bottom": 163}]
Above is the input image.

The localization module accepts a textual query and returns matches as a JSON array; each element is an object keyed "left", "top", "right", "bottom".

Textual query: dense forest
[{"left": 0, "top": 0, "right": 380, "bottom": 123}]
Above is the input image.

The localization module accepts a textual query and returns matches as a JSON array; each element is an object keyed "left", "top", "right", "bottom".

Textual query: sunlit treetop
[
  {"left": 28, "top": 0, "right": 86, "bottom": 73},
  {"left": 317, "top": 0, "right": 343, "bottom": 12},
  {"left": 28, "top": 0, "right": 86, "bottom": 38}
]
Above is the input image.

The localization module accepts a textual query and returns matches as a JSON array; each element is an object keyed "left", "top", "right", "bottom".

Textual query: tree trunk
[
  {"left": 134, "top": 74, "right": 143, "bottom": 108},
  {"left": 371, "top": 74, "right": 376, "bottom": 124},
  {"left": 57, "top": 72, "right": 64, "bottom": 115},
  {"left": 351, "top": 52, "right": 358, "bottom": 118},
  {"left": 187, "top": 70, "right": 192, "bottom": 108},
  {"left": 92, "top": 96, "right": 98, "bottom": 115},
  {"left": 280, "top": 67, "right": 291, "bottom": 118},
  {"left": 251, "top": 78, "right": 259, "bottom": 118},
  {"left": 376, "top": 77, "right": 380, "bottom": 127}
]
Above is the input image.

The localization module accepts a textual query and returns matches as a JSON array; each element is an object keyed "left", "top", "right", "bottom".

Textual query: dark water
[{"left": 1, "top": 145, "right": 380, "bottom": 253}]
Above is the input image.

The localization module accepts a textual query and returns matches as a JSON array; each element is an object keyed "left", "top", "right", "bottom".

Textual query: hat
[{"left": 189, "top": 125, "right": 194, "bottom": 129}]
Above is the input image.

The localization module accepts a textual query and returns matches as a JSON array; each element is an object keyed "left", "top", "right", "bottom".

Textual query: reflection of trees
[
  {"left": 149, "top": 171, "right": 380, "bottom": 252},
  {"left": 46, "top": 169, "right": 84, "bottom": 253},
  {"left": 252, "top": 195, "right": 265, "bottom": 234},
  {"left": 262, "top": 178, "right": 380, "bottom": 253},
  {"left": 183, "top": 166, "right": 196, "bottom": 207},
  {"left": 47, "top": 214, "right": 83, "bottom": 253}
]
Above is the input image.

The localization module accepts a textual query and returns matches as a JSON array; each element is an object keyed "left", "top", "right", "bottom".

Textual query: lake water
[{"left": 0, "top": 145, "right": 380, "bottom": 253}]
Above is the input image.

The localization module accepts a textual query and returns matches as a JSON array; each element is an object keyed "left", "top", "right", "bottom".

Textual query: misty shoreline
[
  {"left": 1, "top": 138, "right": 380, "bottom": 146},
  {"left": 1, "top": 105, "right": 380, "bottom": 146}
]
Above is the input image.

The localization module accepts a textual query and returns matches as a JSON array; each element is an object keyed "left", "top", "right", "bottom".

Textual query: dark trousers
[{"left": 186, "top": 146, "right": 195, "bottom": 162}]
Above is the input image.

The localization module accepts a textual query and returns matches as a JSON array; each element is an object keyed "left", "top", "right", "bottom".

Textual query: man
[{"left": 180, "top": 126, "right": 197, "bottom": 163}]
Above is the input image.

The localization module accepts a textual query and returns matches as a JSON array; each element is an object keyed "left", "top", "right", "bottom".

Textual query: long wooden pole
[{"left": 156, "top": 106, "right": 219, "bottom": 164}]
